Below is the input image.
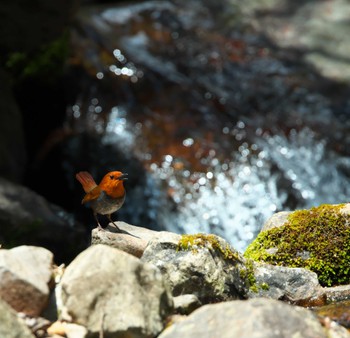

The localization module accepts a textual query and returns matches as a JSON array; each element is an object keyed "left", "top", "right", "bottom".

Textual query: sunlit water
[
  {"left": 101, "top": 109, "right": 350, "bottom": 252},
  {"left": 67, "top": 0, "right": 350, "bottom": 252}
]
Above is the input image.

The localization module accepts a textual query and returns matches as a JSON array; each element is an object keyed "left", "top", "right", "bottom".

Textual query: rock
[
  {"left": 0, "top": 298, "right": 35, "bottom": 338},
  {"left": 261, "top": 210, "right": 291, "bottom": 232},
  {"left": 91, "top": 221, "right": 173, "bottom": 257},
  {"left": 18, "top": 313, "right": 51, "bottom": 337},
  {"left": 0, "top": 70, "right": 26, "bottom": 182},
  {"left": 158, "top": 298, "right": 350, "bottom": 338},
  {"left": 248, "top": 263, "right": 326, "bottom": 307},
  {"left": 47, "top": 321, "right": 88, "bottom": 338},
  {"left": 173, "top": 294, "right": 202, "bottom": 315},
  {"left": 0, "top": 245, "right": 54, "bottom": 316},
  {"left": 59, "top": 244, "right": 173, "bottom": 338},
  {"left": 245, "top": 204, "right": 350, "bottom": 287},
  {"left": 313, "top": 300, "right": 350, "bottom": 334},
  {"left": 323, "top": 285, "right": 350, "bottom": 304},
  {"left": 0, "top": 177, "right": 87, "bottom": 263},
  {"left": 141, "top": 232, "right": 249, "bottom": 303}
]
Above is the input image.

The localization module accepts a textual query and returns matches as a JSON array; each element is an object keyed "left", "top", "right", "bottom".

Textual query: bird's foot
[
  {"left": 110, "top": 222, "right": 121, "bottom": 231},
  {"left": 97, "top": 224, "right": 105, "bottom": 231}
]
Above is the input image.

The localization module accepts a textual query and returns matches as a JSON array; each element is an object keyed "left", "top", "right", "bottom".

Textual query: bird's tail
[{"left": 76, "top": 171, "right": 98, "bottom": 193}]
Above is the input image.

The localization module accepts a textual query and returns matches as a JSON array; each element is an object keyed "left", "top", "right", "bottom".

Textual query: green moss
[
  {"left": 5, "top": 32, "right": 69, "bottom": 83},
  {"left": 260, "top": 282, "right": 269, "bottom": 291},
  {"left": 244, "top": 204, "right": 350, "bottom": 287},
  {"left": 177, "top": 233, "right": 241, "bottom": 262}
]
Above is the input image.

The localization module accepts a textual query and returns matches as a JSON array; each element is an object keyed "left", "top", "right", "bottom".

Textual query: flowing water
[{"left": 63, "top": 0, "right": 350, "bottom": 252}]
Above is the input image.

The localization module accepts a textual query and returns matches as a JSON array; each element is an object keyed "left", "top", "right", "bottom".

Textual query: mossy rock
[
  {"left": 177, "top": 233, "right": 241, "bottom": 262},
  {"left": 244, "top": 204, "right": 350, "bottom": 287}
]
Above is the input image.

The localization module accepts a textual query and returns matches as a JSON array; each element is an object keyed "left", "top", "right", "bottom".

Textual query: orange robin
[{"left": 76, "top": 170, "right": 128, "bottom": 230}]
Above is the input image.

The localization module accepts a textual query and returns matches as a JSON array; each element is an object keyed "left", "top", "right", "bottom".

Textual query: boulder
[
  {"left": 91, "top": 221, "right": 173, "bottom": 258},
  {"left": 245, "top": 204, "right": 350, "bottom": 287},
  {"left": 0, "top": 298, "right": 35, "bottom": 338},
  {"left": 0, "top": 177, "right": 87, "bottom": 263},
  {"left": 141, "top": 232, "right": 248, "bottom": 303},
  {"left": 59, "top": 244, "right": 173, "bottom": 338},
  {"left": 158, "top": 298, "right": 350, "bottom": 338},
  {"left": 248, "top": 263, "right": 326, "bottom": 307},
  {"left": 0, "top": 245, "right": 53, "bottom": 316}
]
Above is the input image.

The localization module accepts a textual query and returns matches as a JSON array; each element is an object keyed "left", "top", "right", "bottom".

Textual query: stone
[
  {"left": 0, "top": 70, "right": 26, "bottom": 182},
  {"left": 261, "top": 211, "right": 291, "bottom": 232},
  {"left": 0, "top": 245, "right": 53, "bottom": 316},
  {"left": 47, "top": 321, "right": 88, "bottom": 338},
  {"left": 141, "top": 232, "right": 248, "bottom": 303},
  {"left": 248, "top": 262, "right": 326, "bottom": 307},
  {"left": 59, "top": 244, "right": 173, "bottom": 338},
  {"left": 91, "top": 221, "right": 173, "bottom": 257},
  {"left": 173, "top": 294, "right": 201, "bottom": 315},
  {"left": 0, "top": 298, "right": 35, "bottom": 338},
  {"left": 323, "top": 285, "right": 350, "bottom": 304},
  {"left": 0, "top": 177, "right": 87, "bottom": 263},
  {"left": 158, "top": 298, "right": 349, "bottom": 338},
  {"left": 245, "top": 204, "right": 350, "bottom": 287}
]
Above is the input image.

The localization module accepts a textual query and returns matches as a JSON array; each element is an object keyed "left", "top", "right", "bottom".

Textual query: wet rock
[
  {"left": 59, "top": 244, "right": 173, "bottom": 338},
  {"left": 141, "top": 233, "right": 248, "bottom": 303},
  {"left": 158, "top": 298, "right": 349, "bottom": 338},
  {"left": 247, "top": 0, "right": 350, "bottom": 81},
  {"left": 248, "top": 263, "right": 326, "bottom": 307},
  {"left": 0, "top": 177, "right": 87, "bottom": 264},
  {"left": 0, "top": 245, "right": 54, "bottom": 316},
  {"left": 0, "top": 298, "right": 35, "bottom": 338},
  {"left": 313, "top": 300, "right": 350, "bottom": 331}
]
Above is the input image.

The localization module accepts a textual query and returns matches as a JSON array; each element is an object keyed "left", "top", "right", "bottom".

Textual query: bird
[{"left": 75, "top": 170, "right": 128, "bottom": 230}]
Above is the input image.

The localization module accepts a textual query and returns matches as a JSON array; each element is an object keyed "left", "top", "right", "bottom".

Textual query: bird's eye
[{"left": 110, "top": 175, "right": 114, "bottom": 180}]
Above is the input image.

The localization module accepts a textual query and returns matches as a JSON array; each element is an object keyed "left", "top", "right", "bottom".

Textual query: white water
[{"left": 149, "top": 127, "right": 350, "bottom": 252}]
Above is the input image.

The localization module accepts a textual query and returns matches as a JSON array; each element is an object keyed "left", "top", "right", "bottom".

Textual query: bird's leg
[
  {"left": 94, "top": 213, "right": 105, "bottom": 231},
  {"left": 107, "top": 214, "right": 120, "bottom": 231}
]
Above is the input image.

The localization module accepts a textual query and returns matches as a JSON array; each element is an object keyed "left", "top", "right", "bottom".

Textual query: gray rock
[
  {"left": 59, "top": 244, "right": 173, "bottom": 338},
  {"left": 0, "top": 245, "right": 54, "bottom": 316},
  {"left": 91, "top": 221, "right": 174, "bottom": 258},
  {"left": 321, "top": 284, "right": 350, "bottom": 304},
  {"left": 158, "top": 298, "right": 346, "bottom": 338},
  {"left": 0, "top": 298, "right": 35, "bottom": 338},
  {"left": 173, "top": 294, "right": 201, "bottom": 315},
  {"left": 261, "top": 211, "right": 291, "bottom": 232},
  {"left": 141, "top": 232, "right": 248, "bottom": 303},
  {"left": 0, "top": 177, "right": 86, "bottom": 263},
  {"left": 248, "top": 263, "right": 325, "bottom": 306}
]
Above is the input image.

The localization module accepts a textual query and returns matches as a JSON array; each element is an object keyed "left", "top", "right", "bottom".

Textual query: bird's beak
[{"left": 119, "top": 173, "right": 128, "bottom": 180}]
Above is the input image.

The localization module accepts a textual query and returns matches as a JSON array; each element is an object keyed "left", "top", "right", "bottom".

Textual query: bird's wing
[
  {"left": 82, "top": 186, "right": 102, "bottom": 204},
  {"left": 76, "top": 171, "right": 98, "bottom": 193}
]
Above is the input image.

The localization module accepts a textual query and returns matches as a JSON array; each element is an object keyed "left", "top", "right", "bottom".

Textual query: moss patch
[
  {"left": 177, "top": 233, "right": 241, "bottom": 262},
  {"left": 244, "top": 204, "right": 350, "bottom": 287},
  {"left": 5, "top": 32, "right": 69, "bottom": 83}
]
